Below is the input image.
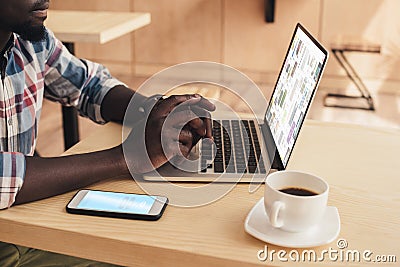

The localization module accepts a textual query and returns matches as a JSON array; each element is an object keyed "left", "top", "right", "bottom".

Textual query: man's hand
[
  {"left": 13, "top": 93, "right": 216, "bottom": 206},
  {"left": 123, "top": 94, "right": 216, "bottom": 174}
]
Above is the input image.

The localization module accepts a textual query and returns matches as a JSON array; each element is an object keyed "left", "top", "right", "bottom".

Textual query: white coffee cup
[{"left": 264, "top": 170, "right": 329, "bottom": 233}]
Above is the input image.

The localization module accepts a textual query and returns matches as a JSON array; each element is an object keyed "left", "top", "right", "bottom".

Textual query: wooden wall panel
[
  {"left": 133, "top": 0, "right": 223, "bottom": 72},
  {"left": 321, "top": 0, "right": 400, "bottom": 81},
  {"left": 224, "top": 0, "right": 321, "bottom": 74},
  {"left": 321, "top": 0, "right": 384, "bottom": 42},
  {"left": 49, "top": 0, "right": 400, "bottom": 83}
]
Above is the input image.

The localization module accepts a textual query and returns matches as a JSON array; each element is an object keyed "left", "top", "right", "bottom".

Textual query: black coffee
[{"left": 279, "top": 187, "right": 318, "bottom": 197}]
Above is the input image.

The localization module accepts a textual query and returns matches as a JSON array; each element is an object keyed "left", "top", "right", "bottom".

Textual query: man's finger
[
  {"left": 175, "top": 95, "right": 216, "bottom": 112},
  {"left": 178, "top": 129, "right": 194, "bottom": 146},
  {"left": 164, "top": 109, "right": 197, "bottom": 128},
  {"left": 160, "top": 131, "right": 192, "bottom": 163},
  {"left": 189, "top": 106, "right": 212, "bottom": 138},
  {"left": 203, "top": 116, "right": 213, "bottom": 139},
  {"left": 156, "top": 94, "right": 202, "bottom": 115},
  {"left": 162, "top": 127, "right": 193, "bottom": 149},
  {"left": 196, "top": 96, "right": 216, "bottom": 112},
  {"left": 188, "top": 119, "right": 206, "bottom": 137},
  {"left": 164, "top": 109, "right": 208, "bottom": 138}
]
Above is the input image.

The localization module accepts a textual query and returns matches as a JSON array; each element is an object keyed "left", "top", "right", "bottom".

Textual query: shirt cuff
[{"left": 0, "top": 152, "right": 26, "bottom": 209}]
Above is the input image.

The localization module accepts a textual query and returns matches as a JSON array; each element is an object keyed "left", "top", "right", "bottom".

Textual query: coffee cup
[{"left": 264, "top": 170, "right": 329, "bottom": 233}]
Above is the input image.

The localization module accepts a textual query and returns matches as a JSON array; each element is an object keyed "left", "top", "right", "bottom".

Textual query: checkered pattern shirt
[{"left": 0, "top": 28, "right": 123, "bottom": 209}]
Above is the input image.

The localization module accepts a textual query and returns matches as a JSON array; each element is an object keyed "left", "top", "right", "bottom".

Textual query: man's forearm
[
  {"left": 101, "top": 85, "right": 147, "bottom": 123},
  {"left": 14, "top": 145, "right": 129, "bottom": 205},
  {"left": 14, "top": 85, "right": 145, "bottom": 205}
]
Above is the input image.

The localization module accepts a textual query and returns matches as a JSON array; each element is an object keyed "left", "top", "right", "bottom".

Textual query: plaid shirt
[{"left": 0, "top": 28, "right": 123, "bottom": 209}]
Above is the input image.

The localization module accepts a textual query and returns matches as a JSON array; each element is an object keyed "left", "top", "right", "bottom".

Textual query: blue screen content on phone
[{"left": 77, "top": 191, "right": 156, "bottom": 214}]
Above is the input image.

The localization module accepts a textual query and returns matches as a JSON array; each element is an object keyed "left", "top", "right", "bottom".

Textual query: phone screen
[{"left": 77, "top": 191, "right": 156, "bottom": 215}]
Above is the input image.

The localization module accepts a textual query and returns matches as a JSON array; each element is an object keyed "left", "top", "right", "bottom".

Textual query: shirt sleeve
[
  {"left": 0, "top": 152, "right": 26, "bottom": 209},
  {"left": 43, "top": 29, "right": 126, "bottom": 124}
]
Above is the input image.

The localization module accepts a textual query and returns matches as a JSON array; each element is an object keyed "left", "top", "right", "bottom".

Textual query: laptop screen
[{"left": 265, "top": 24, "right": 328, "bottom": 167}]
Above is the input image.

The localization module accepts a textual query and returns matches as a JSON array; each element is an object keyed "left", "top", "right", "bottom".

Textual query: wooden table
[
  {"left": 44, "top": 10, "right": 151, "bottom": 150},
  {"left": 45, "top": 10, "right": 151, "bottom": 44},
  {"left": 0, "top": 121, "right": 399, "bottom": 266}
]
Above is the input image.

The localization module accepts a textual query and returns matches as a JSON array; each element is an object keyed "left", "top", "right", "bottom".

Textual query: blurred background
[{"left": 38, "top": 0, "right": 400, "bottom": 156}]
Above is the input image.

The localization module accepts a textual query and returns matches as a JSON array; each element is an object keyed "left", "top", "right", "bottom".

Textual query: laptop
[{"left": 143, "top": 23, "right": 328, "bottom": 182}]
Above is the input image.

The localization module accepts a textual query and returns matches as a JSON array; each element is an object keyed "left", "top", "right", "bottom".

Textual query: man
[{"left": 0, "top": 0, "right": 215, "bottom": 265}]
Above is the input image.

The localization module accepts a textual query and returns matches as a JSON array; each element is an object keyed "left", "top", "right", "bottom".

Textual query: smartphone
[{"left": 66, "top": 190, "right": 168, "bottom": 221}]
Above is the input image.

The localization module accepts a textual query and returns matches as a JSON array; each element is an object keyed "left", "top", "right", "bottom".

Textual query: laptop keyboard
[{"left": 200, "top": 120, "right": 267, "bottom": 174}]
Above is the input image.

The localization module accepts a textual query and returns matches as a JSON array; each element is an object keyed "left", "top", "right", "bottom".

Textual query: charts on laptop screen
[{"left": 266, "top": 26, "right": 326, "bottom": 166}]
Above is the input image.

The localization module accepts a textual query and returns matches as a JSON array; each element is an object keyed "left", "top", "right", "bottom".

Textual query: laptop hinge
[{"left": 260, "top": 123, "right": 285, "bottom": 170}]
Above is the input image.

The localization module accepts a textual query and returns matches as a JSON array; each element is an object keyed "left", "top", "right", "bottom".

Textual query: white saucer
[{"left": 244, "top": 198, "right": 340, "bottom": 248}]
